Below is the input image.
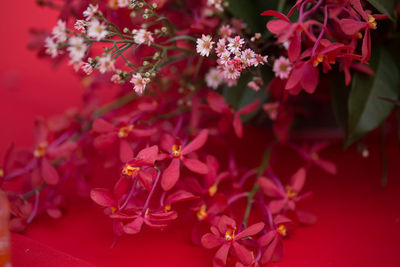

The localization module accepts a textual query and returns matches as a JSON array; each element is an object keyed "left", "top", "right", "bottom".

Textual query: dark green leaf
[
  {"left": 331, "top": 74, "right": 350, "bottom": 133},
  {"left": 346, "top": 47, "right": 400, "bottom": 145},
  {"left": 366, "top": 0, "right": 397, "bottom": 22}
]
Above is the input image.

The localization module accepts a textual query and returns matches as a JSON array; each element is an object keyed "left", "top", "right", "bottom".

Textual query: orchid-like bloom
[
  {"left": 92, "top": 118, "right": 157, "bottom": 162},
  {"left": 160, "top": 129, "right": 209, "bottom": 191},
  {"left": 259, "top": 215, "right": 292, "bottom": 264},
  {"left": 258, "top": 168, "right": 307, "bottom": 214},
  {"left": 207, "top": 92, "right": 260, "bottom": 138},
  {"left": 31, "top": 118, "right": 77, "bottom": 185},
  {"left": 201, "top": 215, "right": 264, "bottom": 267}
]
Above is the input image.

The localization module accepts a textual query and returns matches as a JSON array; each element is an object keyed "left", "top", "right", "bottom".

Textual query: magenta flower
[
  {"left": 92, "top": 118, "right": 157, "bottom": 162},
  {"left": 31, "top": 118, "right": 77, "bottom": 185},
  {"left": 258, "top": 168, "right": 307, "bottom": 214},
  {"left": 207, "top": 92, "right": 260, "bottom": 138},
  {"left": 201, "top": 215, "right": 264, "bottom": 267},
  {"left": 258, "top": 215, "right": 292, "bottom": 264},
  {"left": 160, "top": 129, "right": 209, "bottom": 191}
]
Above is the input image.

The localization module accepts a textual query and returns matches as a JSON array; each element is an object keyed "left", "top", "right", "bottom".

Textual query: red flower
[
  {"left": 258, "top": 168, "right": 307, "bottom": 214},
  {"left": 120, "top": 145, "right": 159, "bottom": 191},
  {"left": 92, "top": 118, "right": 157, "bottom": 162},
  {"left": 160, "top": 129, "right": 209, "bottom": 191},
  {"left": 258, "top": 215, "right": 292, "bottom": 264},
  {"left": 201, "top": 215, "right": 264, "bottom": 267},
  {"left": 31, "top": 118, "right": 77, "bottom": 185},
  {"left": 207, "top": 92, "right": 260, "bottom": 138},
  {"left": 261, "top": 10, "right": 321, "bottom": 62}
]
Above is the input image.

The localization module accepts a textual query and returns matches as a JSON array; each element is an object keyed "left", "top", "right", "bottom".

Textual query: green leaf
[
  {"left": 227, "top": 0, "right": 280, "bottom": 33},
  {"left": 366, "top": 0, "right": 397, "bottom": 22},
  {"left": 331, "top": 74, "right": 350, "bottom": 133},
  {"left": 346, "top": 47, "right": 400, "bottom": 145}
]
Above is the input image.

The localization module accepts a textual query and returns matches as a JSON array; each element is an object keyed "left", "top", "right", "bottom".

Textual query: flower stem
[{"left": 242, "top": 147, "right": 272, "bottom": 228}]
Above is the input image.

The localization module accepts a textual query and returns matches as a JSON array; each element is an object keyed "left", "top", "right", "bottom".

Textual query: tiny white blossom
[
  {"left": 83, "top": 4, "right": 98, "bottom": 21},
  {"left": 222, "top": 65, "right": 240, "bottom": 80},
  {"left": 130, "top": 73, "right": 148, "bottom": 95},
  {"left": 205, "top": 68, "right": 223, "bottom": 89},
  {"left": 67, "top": 37, "right": 87, "bottom": 61},
  {"left": 44, "top": 37, "right": 58, "bottom": 58},
  {"left": 196, "top": 35, "right": 214, "bottom": 57},
  {"left": 219, "top": 25, "right": 234, "bottom": 38},
  {"left": 273, "top": 56, "right": 292, "bottom": 79},
  {"left": 134, "top": 29, "right": 154, "bottom": 46},
  {"left": 217, "top": 51, "right": 231, "bottom": 66},
  {"left": 111, "top": 74, "right": 123, "bottom": 84},
  {"left": 68, "top": 59, "right": 83, "bottom": 72},
  {"left": 207, "top": 0, "right": 223, "bottom": 11},
  {"left": 74, "top": 20, "right": 86, "bottom": 32},
  {"left": 87, "top": 19, "right": 108, "bottom": 41},
  {"left": 81, "top": 63, "right": 93, "bottom": 75},
  {"left": 227, "top": 36, "right": 244, "bottom": 54},
  {"left": 52, "top": 20, "right": 67, "bottom": 42},
  {"left": 97, "top": 54, "right": 115, "bottom": 74},
  {"left": 117, "top": 0, "right": 130, "bottom": 8}
]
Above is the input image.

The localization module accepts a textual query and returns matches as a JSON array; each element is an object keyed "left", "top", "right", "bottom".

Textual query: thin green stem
[{"left": 242, "top": 147, "right": 272, "bottom": 228}]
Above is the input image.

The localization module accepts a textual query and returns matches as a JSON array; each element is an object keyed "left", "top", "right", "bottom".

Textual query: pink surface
[{"left": 2, "top": 1, "right": 400, "bottom": 266}]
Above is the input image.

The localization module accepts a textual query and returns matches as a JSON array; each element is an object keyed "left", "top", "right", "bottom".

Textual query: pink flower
[
  {"left": 263, "top": 102, "right": 279, "bottom": 120},
  {"left": 130, "top": 73, "right": 149, "bottom": 95},
  {"left": 258, "top": 215, "right": 291, "bottom": 264},
  {"left": 248, "top": 81, "right": 260, "bottom": 92},
  {"left": 201, "top": 215, "right": 264, "bottom": 267},
  {"left": 196, "top": 34, "right": 214, "bottom": 57},
  {"left": 258, "top": 168, "right": 307, "bottom": 214},
  {"left": 83, "top": 4, "right": 98, "bottom": 21},
  {"left": 133, "top": 29, "right": 154, "bottom": 46},
  {"left": 160, "top": 129, "right": 209, "bottom": 191},
  {"left": 205, "top": 68, "right": 223, "bottom": 89},
  {"left": 97, "top": 54, "right": 115, "bottom": 74},
  {"left": 273, "top": 57, "right": 292, "bottom": 79},
  {"left": 87, "top": 19, "right": 108, "bottom": 41},
  {"left": 207, "top": 92, "right": 260, "bottom": 138},
  {"left": 227, "top": 36, "right": 244, "bottom": 54}
]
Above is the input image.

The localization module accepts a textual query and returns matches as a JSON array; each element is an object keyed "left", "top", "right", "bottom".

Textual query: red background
[{"left": 1, "top": 1, "right": 400, "bottom": 266}]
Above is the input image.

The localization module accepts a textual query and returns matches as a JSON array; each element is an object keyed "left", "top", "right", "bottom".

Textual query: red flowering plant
[{"left": 2, "top": 0, "right": 400, "bottom": 265}]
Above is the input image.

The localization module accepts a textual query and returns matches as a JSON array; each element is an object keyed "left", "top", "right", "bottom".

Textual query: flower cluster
[
  {"left": 197, "top": 28, "right": 268, "bottom": 89},
  {"left": 265, "top": 0, "right": 386, "bottom": 94}
]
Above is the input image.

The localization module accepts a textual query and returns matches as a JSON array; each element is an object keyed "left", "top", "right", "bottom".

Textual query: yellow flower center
[
  {"left": 368, "top": 15, "right": 377, "bottom": 30},
  {"left": 164, "top": 204, "right": 172, "bottom": 212},
  {"left": 277, "top": 224, "right": 287, "bottom": 237},
  {"left": 311, "top": 152, "right": 319, "bottom": 160},
  {"left": 34, "top": 142, "right": 48, "bottom": 158},
  {"left": 118, "top": 125, "right": 134, "bottom": 138},
  {"left": 312, "top": 55, "right": 324, "bottom": 67},
  {"left": 208, "top": 183, "right": 218, "bottom": 197},
  {"left": 286, "top": 186, "right": 297, "bottom": 200},
  {"left": 122, "top": 165, "right": 140, "bottom": 176},
  {"left": 171, "top": 144, "right": 182, "bottom": 158},
  {"left": 110, "top": 207, "right": 117, "bottom": 214},
  {"left": 224, "top": 228, "right": 236, "bottom": 241},
  {"left": 0, "top": 168, "right": 4, "bottom": 177},
  {"left": 196, "top": 204, "right": 207, "bottom": 221}
]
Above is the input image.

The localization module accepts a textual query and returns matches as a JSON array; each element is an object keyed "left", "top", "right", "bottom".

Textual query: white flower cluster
[{"left": 197, "top": 25, "right": 268, "bottom": 89}]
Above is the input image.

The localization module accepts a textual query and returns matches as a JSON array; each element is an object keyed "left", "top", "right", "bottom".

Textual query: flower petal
[
  {"left": 131, "top": 127, "right": 158, "bottom": 137},
  {"left": 165, "top": 190, "right": 198, "bottom": 205},
  {"left": 232, "top": 242, "right": 253, "bottom": 265},
  {"left": 213, "top": 242, "right": 231, "bottom": 267},
  {"left": 161, "top": 158, "right": 180, "bottom": 191},
  {"left": 90, "top": 188, "right": 117, "bottom": 207},
  {"left": 268, "top": 199, "right": 287, "bottom": 214},
  {"left": 260, "top": 235, "right": 279, "bottom": 264},
  {"left": 258, "top": 177, "right": 285, "bottom": 198},
  {"left": 201, "top": 233, "right": 224, "bottom": 249},
  {"left": 119, "top": 139, "right": 134, "bottom": 163},
  {"left": 136, "top": 145, "right": 159, "bottom": 166},
  {"left": 290, "top": 167, "right": 306, "bottom": 193},
  {"left": 182, "top": 158, "right": 209, "bottom": 174},
  {"left": 235, "top": 222, "right": 265, "bottom": 239},
  {"left": 182, "top": 129, "right": 208, "bottom": 155},
  {"left": 124, "top": 216, "right": 144, "bottom": 234},
  {"left": 41, "top": 158, "right": 59, "bottom": 185},
  {"left": 92, "top": 118, "right": 116, "bottom": 133},
  {"left": 233, "top": 113, "right": 243, "bottom": 138},
  {"left": 237, "top": 99, "right": 260, "bottom": 115},
  {"left": 258, "top": 231, "right": 277, "bottom": 246},
  {"left": 207, "top": 92, "right": 230, "bottom": 114}
]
